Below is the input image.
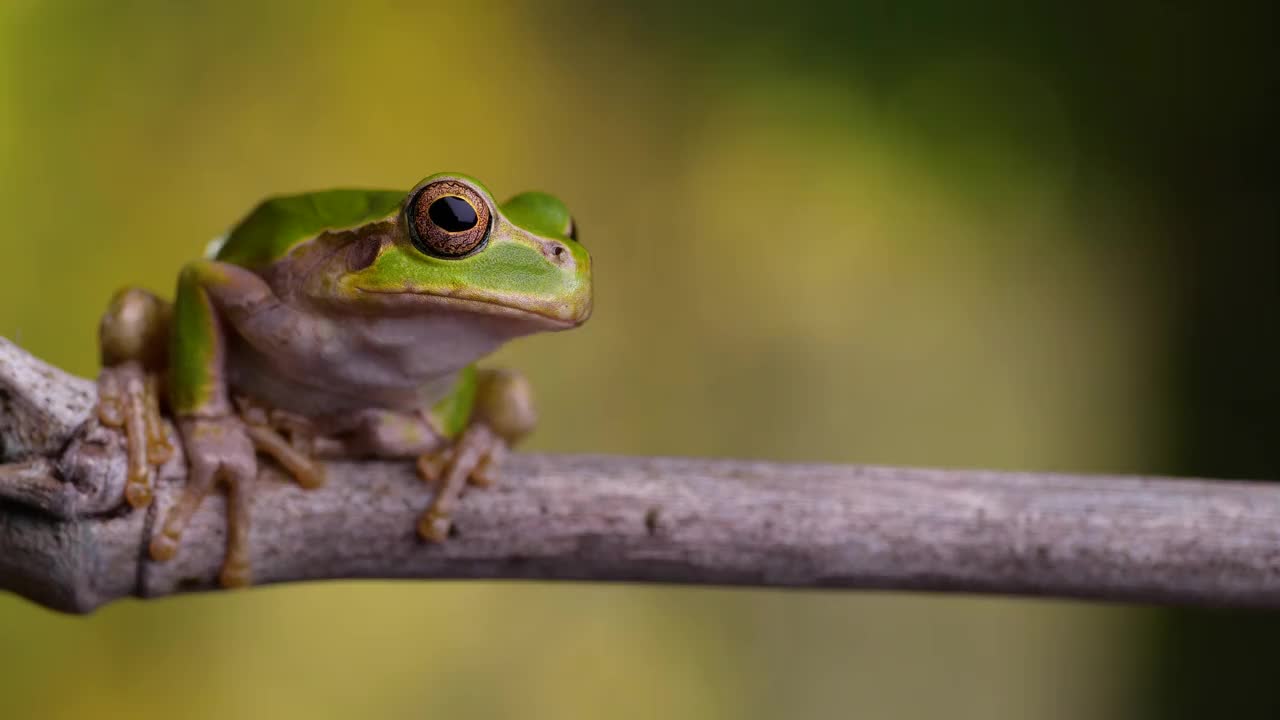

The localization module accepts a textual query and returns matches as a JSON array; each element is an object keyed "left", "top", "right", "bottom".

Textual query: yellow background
[{"left": 1, "top": 2, "right": 1177, "bottom": 718}]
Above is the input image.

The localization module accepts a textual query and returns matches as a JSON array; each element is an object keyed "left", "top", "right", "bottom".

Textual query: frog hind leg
[
  {"left": 416, "top": 368, "right": 535, "bottom": 542},
  {"left": 96, "top": 287, "right": 175, "bottom": 509}
]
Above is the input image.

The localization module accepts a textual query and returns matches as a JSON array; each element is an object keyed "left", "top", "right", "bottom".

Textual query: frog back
[{"left": 213, "top": 189, "right": 406, "bottom": 269}]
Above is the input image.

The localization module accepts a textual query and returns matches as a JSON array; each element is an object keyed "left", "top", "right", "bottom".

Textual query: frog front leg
[
  {"left": 416, "top": 368, "right": 536, "bottom": 541},
  {"left": 152, "top": 260, "right": 318, "bottom": 587}
]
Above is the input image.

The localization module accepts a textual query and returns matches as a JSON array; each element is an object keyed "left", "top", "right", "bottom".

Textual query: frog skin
[{"left": 95, "top": 173, "right": 592, "bottom": 587}]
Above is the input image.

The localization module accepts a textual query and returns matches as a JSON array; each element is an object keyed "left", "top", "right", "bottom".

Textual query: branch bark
[{"left": 2, "top": 336, "right": 1279, "bottom": 614}]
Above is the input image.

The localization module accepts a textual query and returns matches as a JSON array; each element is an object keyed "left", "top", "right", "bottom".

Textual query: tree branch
[{"left": 2, "top": 337, "right": 1279, "bottom": 614}]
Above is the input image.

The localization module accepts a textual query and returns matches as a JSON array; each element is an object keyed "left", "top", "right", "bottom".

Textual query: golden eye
[{"left": 407, "top": 180, "right": 492, "bottom": 257}]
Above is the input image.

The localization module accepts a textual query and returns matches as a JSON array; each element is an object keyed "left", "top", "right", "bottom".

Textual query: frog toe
[
  {"left": 415, "top": 448, "right": 451, "bottom": 484},
  {"left": 469, "top": 441, "right": 506, "bottom": 488},
  {"left": 125, "top": 481, "right": 154, "bottom": 509},
  {"left": 417, "top": 508, "right": 452, "bottom": 543},
  {"left": 235, "top": 399, "right": 326, "bottom": 489},
  {"left": 143, "top": 374, "right": 174, "bottom": 465},
  {"left": 219, "top": 558, "right": 252, "bottom": 589},
  {"left": 96, "top": 362, "right": 163, "bottom": 509},
  {"left": 244, "top": 422, "right": 326, "bottom": 488},
  {"left": 149, "top": 528, "right": 181, "bottom": 562},
  {"left": 416, "top": 423, "right": 504, "bottom": 543}
]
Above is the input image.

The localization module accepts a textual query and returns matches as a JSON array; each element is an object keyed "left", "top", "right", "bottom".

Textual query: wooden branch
[{"left": 2, "top": 337, "right": 1279, "bottom": 614}]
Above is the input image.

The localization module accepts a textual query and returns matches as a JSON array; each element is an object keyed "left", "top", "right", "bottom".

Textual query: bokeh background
[{"left": 2, "top": 1, "right": 1277, "bottom": 718}]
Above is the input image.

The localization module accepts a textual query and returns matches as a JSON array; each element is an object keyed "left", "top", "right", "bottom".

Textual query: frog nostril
[{"left": 540, "top": 240, "right": 570, "bottom": 264}]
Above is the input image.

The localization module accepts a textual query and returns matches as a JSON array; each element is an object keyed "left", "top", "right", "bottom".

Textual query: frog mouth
[{"left": 355, "top": 287, "right": 583, "bottom": 328}]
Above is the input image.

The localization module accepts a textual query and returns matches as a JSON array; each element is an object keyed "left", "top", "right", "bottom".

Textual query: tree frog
[{"left": 95, "top": 173, "right": 592, "bottom": 587}]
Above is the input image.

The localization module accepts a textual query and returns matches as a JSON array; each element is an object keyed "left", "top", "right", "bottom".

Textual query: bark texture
[{"left": 2, "top": 337, "right": 1278, "bottom": 614}]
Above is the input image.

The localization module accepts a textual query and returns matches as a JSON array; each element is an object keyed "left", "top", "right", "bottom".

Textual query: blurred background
[{"left": 1, "top": 1, "right": 1276, "bottom": 718}]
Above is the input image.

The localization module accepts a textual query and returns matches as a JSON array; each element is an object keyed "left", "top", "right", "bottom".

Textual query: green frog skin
[{"left": 96, "top": 173, "right": 592, "bottom": 587}]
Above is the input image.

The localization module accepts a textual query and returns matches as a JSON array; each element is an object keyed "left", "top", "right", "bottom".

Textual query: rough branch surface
[{"left": 2, "top": 337, "right": 1279, "bottom": 614}]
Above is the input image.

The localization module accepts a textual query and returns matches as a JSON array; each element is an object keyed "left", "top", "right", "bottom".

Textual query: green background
[{"left": 2, "top": 2, "right": 1276, "bottom": 718}]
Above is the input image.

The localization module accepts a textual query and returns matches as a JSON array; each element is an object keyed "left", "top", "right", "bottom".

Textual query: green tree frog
[{"left": 95, "top": 173, "right": 592, "bottom": 587}]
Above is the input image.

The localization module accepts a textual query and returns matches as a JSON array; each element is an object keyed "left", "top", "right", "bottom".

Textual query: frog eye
[
  {"left": 566, "top": 217, "right": 580, "bottom": 244},
  {"left": 407, "top": 180, "right": 492, "bottom": 258}
]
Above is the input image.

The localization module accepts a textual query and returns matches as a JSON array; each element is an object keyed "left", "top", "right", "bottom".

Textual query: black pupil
[{"left": 428, "top": 196, "right": 478, "bottom": 232}]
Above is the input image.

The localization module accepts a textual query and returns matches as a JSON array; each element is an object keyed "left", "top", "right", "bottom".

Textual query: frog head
[{"left": 312, "top": 173, "right": 592, "bottom": 333}]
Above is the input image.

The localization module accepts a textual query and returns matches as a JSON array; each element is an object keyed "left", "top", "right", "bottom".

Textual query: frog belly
[{"left": 221, "top": 311, "right": 504, "bottom": 418}]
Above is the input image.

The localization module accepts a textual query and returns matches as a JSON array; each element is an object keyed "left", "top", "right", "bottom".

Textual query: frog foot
[
  {"left": 96, "top": 361, "right": 173, "bottom": 509},
  {"left": 234, "top": 396, "right": 326, "bottom": 489},
  {"left": 149, "top": 415, "right": 258, "bottom": 588},
  {"left": 415, "top": 422, "right": 507, "bottom": 542}
]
